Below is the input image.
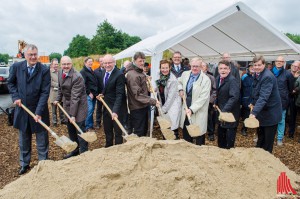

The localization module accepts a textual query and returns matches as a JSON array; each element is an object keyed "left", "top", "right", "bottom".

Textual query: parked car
[{"left": 0, "top": 67, "right": 10, "bottom": 93}]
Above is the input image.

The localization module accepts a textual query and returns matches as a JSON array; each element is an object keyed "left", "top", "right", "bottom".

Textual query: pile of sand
[{"left": 0, "top": 138, "right": 299, "bottom": 199}]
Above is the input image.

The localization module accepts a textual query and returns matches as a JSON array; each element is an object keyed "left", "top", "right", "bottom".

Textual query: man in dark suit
[
  {"left": 7, "top": 44, "right": 51, "bottom": 175},
  {"left": 80, "top": 57, "right": 98, "bottom": 131},
  {"left": 99, "top": 54, "right": 126, "bottom": 147},
  {"left": 250, "top": 55, "right": 282, "bottom": 153},
  {"left": 94, "top": 57, "right": 104, "bottom": 129},
  {"left": 215, "top": 60, "right": 240, "bottom": 149},
  {"left": 54, "top": 56, "right": 88, "bottom": 159},
  {"left": 170, "top": 51, "right": 190, "bottom": 78}
]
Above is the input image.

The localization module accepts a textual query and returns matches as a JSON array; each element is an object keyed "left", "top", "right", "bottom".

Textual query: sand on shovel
[{"left": 0, "top": 138, "right": 299, "bottom": 199}]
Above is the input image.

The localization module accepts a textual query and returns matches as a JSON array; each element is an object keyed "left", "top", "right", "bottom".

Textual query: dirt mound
[{"left": 0, "top": 137, "right": 299, "bottom": 199}]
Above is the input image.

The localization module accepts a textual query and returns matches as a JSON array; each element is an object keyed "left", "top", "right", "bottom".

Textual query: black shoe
[
  {"left": 241, "top": 129, "right": 247, "bottom": 136},
  {"left": 208, "top": 135, "right": 215, "bottom": 141},
  {"left": 63, "top": 148, "right": 79, "bottom": 159},
  {"left": 288, "top": 134, "right": 294, "bottom": 139},
  {"left": 19, "top": 165, "right": 30, "bottom": 175}
]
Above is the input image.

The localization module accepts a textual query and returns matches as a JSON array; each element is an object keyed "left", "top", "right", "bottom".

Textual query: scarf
[
  {"left": 155, "top": 72, "right": 170, "bottom": 89},
  {"left": 132, "top": 64, "right": 143, "bottom": 73},
  {"left": 272, "top": 67, "right": 282, "bottom": 77}
]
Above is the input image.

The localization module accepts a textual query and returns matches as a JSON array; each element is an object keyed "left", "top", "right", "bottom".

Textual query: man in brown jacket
[
  {"left": 126, "top": 52, "right": 159, "bottom": 137},
  {"left": 54, "top": 56, "right": 88, "bottom": 159},
  {"left": 49, "top": 58, "right": 64, "bottom": 126}
]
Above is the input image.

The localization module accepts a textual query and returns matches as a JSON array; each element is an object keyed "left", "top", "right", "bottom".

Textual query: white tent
[{"left": 114, "top": 1, "right": 300, "bottom": 135}]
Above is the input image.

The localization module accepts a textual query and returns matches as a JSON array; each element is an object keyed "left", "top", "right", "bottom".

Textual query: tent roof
[{"left": 114, "top": 1, "right": 300, "bottom": 62}]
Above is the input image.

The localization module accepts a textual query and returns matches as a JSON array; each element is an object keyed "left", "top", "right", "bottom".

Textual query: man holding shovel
[
  {"left": 54, "top": 56, "right": 88, "bottom": 159},
  {"left": 7, "top": 44, "right": 50, "bottom": 175},
  {"left": 178, "top": 57, "right": 211, "bottom": 145},
  {"left": 98, "top": 54, "right": 126, "bottom": 147}
]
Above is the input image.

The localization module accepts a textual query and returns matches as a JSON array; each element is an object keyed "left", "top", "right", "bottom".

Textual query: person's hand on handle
[
  {"left": 156, "top": 100, "right": 161, "bottom": 108},
  {"left": 89, "top": 93, "right": 94, "bottom": 99},
  {"left": 249, "top": 114, "right": 256, "bottom": 118},
  {"left": 34, "top": 115, "right": 41, "bottom": 122},
  {"left": 70, "top": 116, "right": 75, "bottom": 123},
  {"left": 53, "top": 101, "right": 59, "bottom": 105},
  {"left": 14, "top": 99, "right": 22, "bottom": 107},
  {"left": 179, "top": 90, "right": 184, "bottom": 98},
  {"left": 186, "top": 109, "right": 192, "bottom": 117},
  {"left": 112, "top": 113, "right": 118, "bottom": 120}
]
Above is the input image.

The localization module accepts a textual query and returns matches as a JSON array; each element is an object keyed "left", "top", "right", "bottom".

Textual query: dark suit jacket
[
  {"left": 216, "top": 74, "right": 240, "bottom": 128},
  {"left": 56, "top": 68, "right": 87, "bottom": 123},
  {"left": 7, "top": 60, "right": 50, "bottom": 132},
  {"left": 100, "top": 68, "right": 126, "bottom": 115},
  {"left": 170, "top": 64, "right": 190, "bottom": 78},
  {"left": 94, "top": 67, "right": 104, "bottom": 94},
  {"left": 80, "top": 66, "right": 98, "bottom": 97},
  {"left": 251, "top": 68, "right": 282, "bottom": 126}
]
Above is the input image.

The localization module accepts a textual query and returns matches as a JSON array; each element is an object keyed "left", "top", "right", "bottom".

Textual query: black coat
[
  {"left": 94, "top": 67, "right": 104, "bottom": 94},
  {"left": 215, "top": 74, "right": 240, "bottom": 128},
  {"left": 7, "top": 61, "right": 50, "bottom": 132},
  {"left": 100, "top": 68, "right": 126, "bottom": 114},
  {"left": 170, "top": 64, "right": 190, "bottom": 78},
  {"left": 271, "top": 67, "right": 294, "bottom": 110},
  {"left": 80, "top": 66, "right": 99, "bottom": 97},
  {"left": 251, "top": 68, "right": 282, "bottom": 126}
]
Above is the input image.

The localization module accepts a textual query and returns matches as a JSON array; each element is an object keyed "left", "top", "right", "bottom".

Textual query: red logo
[{"left": 277, "top": 172, "right": 297, "bottom": 196}]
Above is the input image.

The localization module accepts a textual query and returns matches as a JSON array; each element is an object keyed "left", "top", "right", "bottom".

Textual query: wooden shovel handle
[
  {"left": 248, "top": 104, "right": 254, "bottom": 112},
  {"left": 21, "top": 104, "right": 59, "bottom": 139},
  {"left": 182, "top": 93, "right": 192, "bottom": 121},
  {"left": 96, "top": 95, "right": 128, "bottom": 136},
  {"left": 146, "top": 79, "right": 163, "bottom": 116},
  {"left": 214, "top": 105, "right": 222, "bottom": 113},
  {"left": 57, "top": 103, "right": 84, "bottom": 134}
]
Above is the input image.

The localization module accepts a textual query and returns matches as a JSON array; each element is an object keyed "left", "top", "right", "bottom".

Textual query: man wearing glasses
[
  {"left": 271, "top": 56, "right": 294, "bottom": 146},
  {"left": 8, "top": 44, "right": 50, "bottom": 175},
  {"left": 171, "top": 51, "right": 190, "bottom": 78}
]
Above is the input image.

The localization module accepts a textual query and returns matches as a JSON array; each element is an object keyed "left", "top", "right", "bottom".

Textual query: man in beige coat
[
  {"left": 49, "top": 58, "right": 64, "bottom": 126},
  {"left": 54, "top": 56, "right": 88, "bottom": 159},
  {"left": 178, "top": 57, "right": 211, "bottom": 145}
]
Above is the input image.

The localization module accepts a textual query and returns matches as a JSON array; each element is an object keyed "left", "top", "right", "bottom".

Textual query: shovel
[
  {"left": 96, "top": 95, "right": 138, "bottom": 141},
  {"left": 215, "top": 105, "right": 236, "bottom": 122},
  {"left": 244, "top": 104, "right": 259, "bottom": 128},
  {"left": 147, "top": 79, "right": 175, "bottom": 140},
  {"left": 182, "top": 94, "right": 201, "bottom": 137},
  {"left": 57, "top": 103, "right": 97, "bottom": 143},
  {"left": 20, "top": 104, "right": 78, "bottom": 153}
]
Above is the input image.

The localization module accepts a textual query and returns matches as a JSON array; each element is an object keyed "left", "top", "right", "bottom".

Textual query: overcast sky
[{"left": 0, "top": 0, "right": 299, "bottom": 56}]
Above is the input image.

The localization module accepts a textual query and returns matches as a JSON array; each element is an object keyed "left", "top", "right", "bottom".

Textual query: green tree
[
  {"left": 0, "top": 53, "right": 9, "bottom": 64},
  {"left": 49, "top": 52, "right": 62, "bottom": 62},
  {"left": 91, "top": 20, "right": 124, "bottom": 54},
  {"left": 286, "top": 33, "right": 300, "bottom": 44},
  {"left": 122, "top": 33, "right": 141, "bottom": 49},
  {"left": 64, "top": 35, "right": 91, "bottom": 58}
]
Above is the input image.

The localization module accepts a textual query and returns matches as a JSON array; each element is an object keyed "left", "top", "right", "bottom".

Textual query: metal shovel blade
[
  {"left": 123, "top": 133, "right": 139, "bottom": 141},
  {"left": 244, "top": 117, "right": 259, "bottom": 128},
  {"left": 219, "top": 112, "right": 236, "bottom": 122},
  {"left": 79, "top": 131, "right": 97, "bottom": 143},
  {"left": 161, "top": 128, "right": 176, "bottom": 140},
  {"left": 157, "top": 116, "right": 171, "bottom": 129},
  {"left": 186, "top": 124, "right": 201, "bottom": 137},
  {"left": 54, "top": 135, "right": 78, "bottom": 153}
]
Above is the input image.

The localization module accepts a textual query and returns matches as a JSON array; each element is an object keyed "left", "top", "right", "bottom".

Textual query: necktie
[
  {"left": 177, "top": 65, "right": 180, "bottom": 72},
  {"left": 62, "top": 73, "right": 66, "bottom": 79},
  {"left": 104, "top": 72, "right": 109, "bottom": 87},
  {"left": 187, "top": 76, "right": 195, "bottom": 92},
  {"left": 219, "top": 77, "right": 224, "bottom": 86},
  {"left": 28, "top": 67, "right": 34, "bottom": 76}
]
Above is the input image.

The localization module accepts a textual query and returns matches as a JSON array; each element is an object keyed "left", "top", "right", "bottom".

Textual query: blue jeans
[
  {"left": 277, "top": 109, "right": 286, "bottom": 141},
  {"left": 85, "top": 96, "right": 96, "bottom": 130}
]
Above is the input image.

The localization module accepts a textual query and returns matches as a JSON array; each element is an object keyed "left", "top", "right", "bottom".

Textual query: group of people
[{"left": 7, "top": 43, "right": 300, "bottom": 176}]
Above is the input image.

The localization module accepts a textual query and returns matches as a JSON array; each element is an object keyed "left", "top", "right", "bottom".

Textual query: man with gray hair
[{"left": 8, "top": 44, "right": 51, "bottom": 175}]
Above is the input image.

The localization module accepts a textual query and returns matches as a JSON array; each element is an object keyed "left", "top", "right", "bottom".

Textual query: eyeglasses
[
  {"left": 103, "top": 62, "right": 114, "bottom": 65},
  {"left": 61, "top": 63, "right": 72, "bottom": 66},
  {"left": 275, "top": 60, "right": 284, "bottom": 63},
  {"left": 191, "top": 65, "right": 200, "bottom": 68},
  {"left": 27, "top": 53, "right": 38, "bottom": 57}
]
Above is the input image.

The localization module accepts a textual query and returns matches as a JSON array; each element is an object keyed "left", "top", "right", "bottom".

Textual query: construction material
[
  {"left": 182, "top": 94, "right": 201, "bottom": 137},
  {"left": 20, "top": 104, "right": 77, "bottom": 153},
  {"left": 57, "top": 103, "right": 97, "bottom": 143}
]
